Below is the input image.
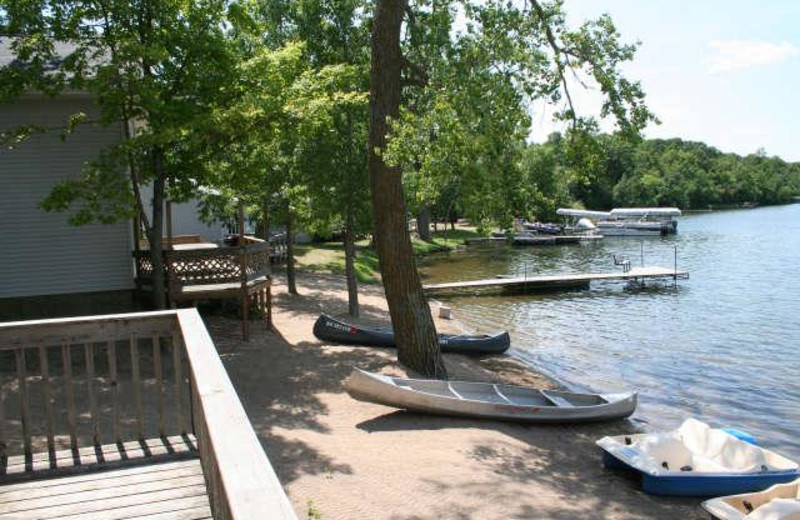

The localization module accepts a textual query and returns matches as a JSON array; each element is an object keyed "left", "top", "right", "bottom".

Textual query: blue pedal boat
[{"left": 597, "top": 418, "right": 799, "bottom": 497}]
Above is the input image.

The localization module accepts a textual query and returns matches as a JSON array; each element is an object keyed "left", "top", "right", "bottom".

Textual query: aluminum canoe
[{"left": 344, "top": 368, "right": 637, "bottom": 423}]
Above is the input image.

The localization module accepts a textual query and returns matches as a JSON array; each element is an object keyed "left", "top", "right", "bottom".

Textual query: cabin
[{"left": 0, "top": 39, "right": 274, "bottom": 333}]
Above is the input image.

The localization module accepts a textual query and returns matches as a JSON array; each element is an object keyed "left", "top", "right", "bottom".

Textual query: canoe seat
[{"left": 542, "top": 391, "right": 574, "bottom": 408}]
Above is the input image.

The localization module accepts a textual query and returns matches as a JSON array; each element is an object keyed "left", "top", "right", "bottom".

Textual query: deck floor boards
[{"left": 0, "top": 459, "right": 211, "bottom": 520}]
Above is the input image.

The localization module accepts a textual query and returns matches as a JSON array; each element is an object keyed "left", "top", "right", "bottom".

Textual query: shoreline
[{"left": 207, "top": 271, "right": 701, "bottom": 519}]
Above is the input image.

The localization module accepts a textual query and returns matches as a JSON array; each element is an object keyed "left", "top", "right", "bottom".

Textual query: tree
[
  {"left": 251, "top": 0, "right": 373, "bottom": 313},
  {"left": 369, "top": 0, "right": 447, "bottom": 378},
  {"left": 1, "top": 0, "right": 240, "bottom": 309},
  {"left": 369, "top": 0, "right": 655, "bottom": 377}
]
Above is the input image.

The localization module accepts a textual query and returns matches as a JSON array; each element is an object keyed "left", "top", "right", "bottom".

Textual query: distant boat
[
  {"left": 344, "top": 368, "right": 637, "bottom": 423},
  {"left": 597, "top": 418, "right": 799, "bottom": 496},
  {"left": 557, "top": 207, "right": 681, "bottom": 236},
  {"left": 702, "top": 479, "right": 800, "bottom": 519},
  {"left": 312, "top": 315, "right": 510, "bottom": 355}
]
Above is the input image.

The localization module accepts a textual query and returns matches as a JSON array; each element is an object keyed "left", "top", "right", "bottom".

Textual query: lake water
[{"left": 418, "top": 204, "right": 800, "bottom": 457}]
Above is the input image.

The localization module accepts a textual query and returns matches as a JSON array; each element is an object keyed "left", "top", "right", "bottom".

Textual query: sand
[{"left": 207, "top": 271, "right": 706, "bottom": 520}]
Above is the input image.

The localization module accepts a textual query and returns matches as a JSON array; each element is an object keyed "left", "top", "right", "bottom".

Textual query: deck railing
[{"left": 0, "top": 309, "right": 297, "bottom": 520}]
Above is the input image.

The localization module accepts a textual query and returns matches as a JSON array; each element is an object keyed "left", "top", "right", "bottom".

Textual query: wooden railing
[
  {"left": 0, "top": 309, "right": 297, "bottom": 520},
  {"left": 133, "top": 242, "right": 271, "bottom": 288}
]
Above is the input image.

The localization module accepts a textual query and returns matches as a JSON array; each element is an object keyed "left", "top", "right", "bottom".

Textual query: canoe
[
  {"left": 312, "top": 314, "right": 510, "bottom": 355},
  {"left": 597, "top": 418, "right": 799, "bottom": 496},
  {"left": 344, "top": 368, "right": 637, "bottom": 423},
  {"left": 702, "top": 479, "right": 800, "bottom": 519}
]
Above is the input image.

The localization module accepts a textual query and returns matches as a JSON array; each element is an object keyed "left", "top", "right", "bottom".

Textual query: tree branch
[
  {"left": 529, "top": 0, "right": 577, "bottom": 127},
  {"left": 400, "top": 55, "right": 429, "bottom": 88}
]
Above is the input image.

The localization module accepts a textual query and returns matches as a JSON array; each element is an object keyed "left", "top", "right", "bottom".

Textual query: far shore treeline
[{"left": 509, "top": 133, "right": 800, "bottom": 224}]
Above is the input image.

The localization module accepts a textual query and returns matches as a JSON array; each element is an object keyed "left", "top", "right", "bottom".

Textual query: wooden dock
[
  {"left": 465, "top": 235, "right": 603, "bottom": 246},
  {"left": 513, "top": 235, "right": 603, "bottom": 246},
  {"left": 423, "top": 266, "right": 689, "bottom": 295}
]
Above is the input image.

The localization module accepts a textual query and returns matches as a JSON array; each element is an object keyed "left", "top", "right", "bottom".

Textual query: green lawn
[{"left": 293, "top": 227, "right": 486, "bottom": 283}]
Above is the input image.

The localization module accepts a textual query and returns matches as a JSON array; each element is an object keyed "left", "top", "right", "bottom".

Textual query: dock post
[{"left": 673, "top": 245, "right": 678, "bottom": 288}]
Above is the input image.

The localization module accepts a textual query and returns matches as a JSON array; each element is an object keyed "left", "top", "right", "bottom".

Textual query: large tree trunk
[
  {"left": 417, "top": 206, "right": 432, "bottom": 241},
  {"left": 148, "top": 149, "right": 167, "bottom": 309},
  {"left": 261, "top": 196, "right": 270, "bottom": 241},
  {"left": 285, "top": 202, "right": 297, "bottom": 295},
  {"left": 368, "top": 0, "right": 446, "bottom": 378},
  {"left": 344, "top": 208, "right": 359, "bottom": 317}
]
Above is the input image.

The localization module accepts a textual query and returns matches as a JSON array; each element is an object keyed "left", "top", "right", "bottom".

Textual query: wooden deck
[
  {"left": 0, "top": 458, "right": 210, "bottom": 520},
  {"left": 0, "top": 310, "right": 298, "bottom": 520},
  {"left": 423, "top": 266, "right": 689, "bottom": 295}
]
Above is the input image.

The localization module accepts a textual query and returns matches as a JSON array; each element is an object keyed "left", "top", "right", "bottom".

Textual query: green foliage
[
  {"left": 1, "top": 0, "right": 243, "bottom": 225},
  {"left": 384, "top": 0, "right": 656, "bottom": 232},
  {"left": 534, "top": 134, "right": 800, "bottom": 210}
]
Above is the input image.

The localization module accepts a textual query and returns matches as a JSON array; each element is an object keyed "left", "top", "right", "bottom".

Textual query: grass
[
  {"left": 293, "top": 226, "right": 486, "bottom": 283},
  {"left": 294, "top": 241, "right": 381, "bottom": 284}
]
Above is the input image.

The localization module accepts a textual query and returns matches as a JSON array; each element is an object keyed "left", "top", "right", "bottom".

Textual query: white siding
[
  {"left": 0, "top": 97, "right": 133, "bottom": 298},
  {"left": 138, "top": 184, "right": 228, "bottom": 242}
]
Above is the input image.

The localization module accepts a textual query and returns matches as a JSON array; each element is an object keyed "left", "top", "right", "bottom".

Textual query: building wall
[
  {"left": 139, "top": 182, "right": 228, "bottom": 242},
  {"left": 0, "top": 96, "right": 134, "bottom": 300}
]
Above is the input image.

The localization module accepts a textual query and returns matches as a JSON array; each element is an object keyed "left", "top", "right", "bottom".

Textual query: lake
[{"left": 418, "top": 204, "right": 800, "bottom": 457}]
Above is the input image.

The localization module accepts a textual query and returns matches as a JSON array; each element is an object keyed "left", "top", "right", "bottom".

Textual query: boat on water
[
  {"left": 312, "top": 315, "right": 510, "bottom": 355},
  {"left": 344, "top": 368, "right": 637, "bottom": 423},
  {"left": 597, "top": 418, "right": 799, "bottom": 496},
  {"left": 557, "top": 207, "right": 682, "bottom": 236},
  {"left": 702, "top": 479, "right": 800, "bottom": 519},
  {"left": 521, "top": 221, "right": 564, "bottom": 235}
]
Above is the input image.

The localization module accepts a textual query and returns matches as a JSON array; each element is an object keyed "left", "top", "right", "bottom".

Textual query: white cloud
[{"left": 708, "top": 39, "right": 798, "bottom": 74}]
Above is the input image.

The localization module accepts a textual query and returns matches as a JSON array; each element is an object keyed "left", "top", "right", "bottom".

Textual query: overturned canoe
[
  {"left": 344, "top": 368, "right": 637, "bottom": 423},
  {"left": 702, "top": 479, "right": 800, "bottom": 519},
  {"left": 597, "top": 418, "right": 799, "bottom": 496},
  {"left": 313, "top": 314, "right": 510, "bottom": 355}
]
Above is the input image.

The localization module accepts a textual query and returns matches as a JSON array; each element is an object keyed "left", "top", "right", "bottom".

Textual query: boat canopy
[
  {"left": 610, "top": 207, "right": 682, "bottom": 217},
  {"left": 556, "top": 208, "right": 611, "bottom": 219}
]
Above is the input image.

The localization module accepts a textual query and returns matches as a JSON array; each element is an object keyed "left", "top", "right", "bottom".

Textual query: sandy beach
[{"left": 207, "top": 272, "right": 706, "bottom": 520}]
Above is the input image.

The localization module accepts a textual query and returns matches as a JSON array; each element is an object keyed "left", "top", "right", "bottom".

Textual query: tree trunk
[
  {"left": 148, "top": 149, "right": 167, "bottom": 309},
  {"left": 261, "top": 197, "right": 270, "bottom": 241},
  {"left": 285, "top": 202, "right": 297, "bottom": 295},
  {"left": 417, "top": 206, "right": 432, "bottom": 241},
  {"left": 237, "top": 201, "right": 246, "bottom": 238},
  {"left": 344, "top": 208, "right": 359, "bottom": 317},
  {"left": 368, "top": 0, "right": 446, "bottom": 378}
]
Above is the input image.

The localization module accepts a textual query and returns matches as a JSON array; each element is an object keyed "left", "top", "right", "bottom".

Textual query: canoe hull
[
  {"left": 313, "top": 315, "right": 510, "bottom": 355},
  {"left": 345, "top": 369, "right": 637, "bottom": 424}
]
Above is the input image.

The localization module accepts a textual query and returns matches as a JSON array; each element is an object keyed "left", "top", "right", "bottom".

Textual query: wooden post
[
  {"left": 108, "top": 340, "right": 121, "bottom": 444},
  {"left": 85, "top": 343, "right": 100, "bottom": 447},
  {"left": 61, "top": 343, "right": 78, "bottom": 451},
  {"left": 39, "top": 346, "right": 55, "bottom": 453},
  {"left": 15, "top": 348, "right": 31, "bottom": 456},
  {"left": 172, "top": 332, "right": 186, "bottom": 435},
  {"left": 131, "top": 334, "right": 144, "bottom": 441},
  {"left": 153, "top": 333, "right": 165, "bottom": 438}
]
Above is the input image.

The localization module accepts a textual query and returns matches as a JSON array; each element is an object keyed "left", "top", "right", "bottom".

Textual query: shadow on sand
[{"left": 204, "top": 272, "right": 707, "bottom": 520}]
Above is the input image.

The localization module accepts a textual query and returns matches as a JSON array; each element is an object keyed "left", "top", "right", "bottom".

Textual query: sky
[{"left": 530, "top": 0, "right": 800, "bottom": 162}]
